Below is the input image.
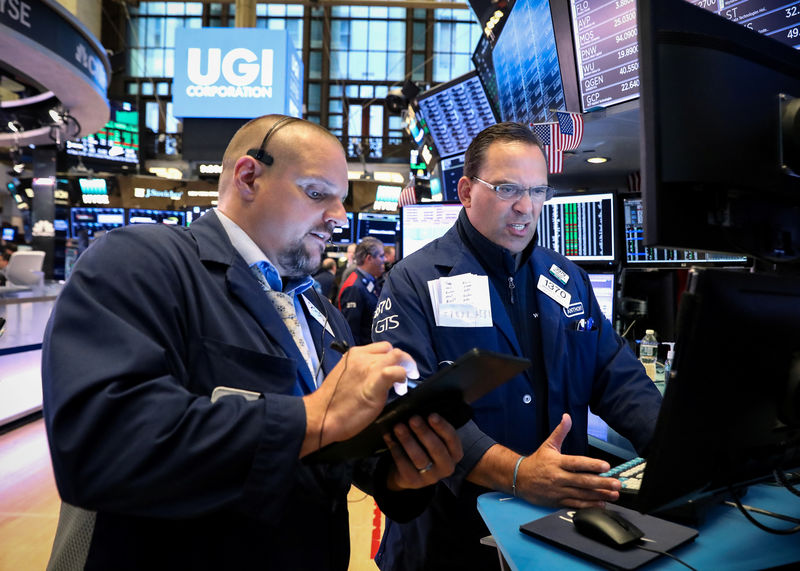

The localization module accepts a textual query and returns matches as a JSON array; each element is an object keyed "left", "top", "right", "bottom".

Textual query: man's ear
[
  {"left": 457, "top": 176, "right": 472, "bottom": 208},
  {"left": 233, "top": 156, "right": 263, "bottom": 202}
]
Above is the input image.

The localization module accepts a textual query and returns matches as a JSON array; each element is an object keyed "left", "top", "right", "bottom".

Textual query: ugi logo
[{"left": 185, "top": 48, "right": 274, "bottom": 99}]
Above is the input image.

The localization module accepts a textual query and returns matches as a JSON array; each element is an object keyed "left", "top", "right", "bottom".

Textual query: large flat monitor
[
  {"left": 536, "top": 192, "right": 616, "bottom": 264},
  {"left": 492, "top": 0, "right": 567, "bottom": 124},
  {"left": 399, "top": 203, "right": 463, "bottom": 259},
  {"left": 70, "top": 207, "right": 125, "bottom": 239},
  {"left": 355, "top": 212, "right": 400, "bottom": 246},
  {"left": 127, "top": 209, "right": 186, "bottom": 226},
  {"left": 623, "top": 197, "right": 749, "bottom": 266},
  {"left": 332, "top": 212, "right": 355, "bottom": 245},
  {"left": 636, "top": 268, "right": 800, "bottom": 515},
  {"left": 2, "top": 227, "right": 16, "bottom": 242},
  {"left": 587, "top": 272, "right": 615, "bottom": 323},
  {"left": 439, "top": 154, "right": 465, "bottom": 203},
  {"left": 65, "top": 100, "right": 140, "bottom": 167},
  {"left": 416, "top": 70, "right": 497, "bottom": 160},
  {"left": 639, "top": 0, "right": 800, "bottom": 260}
]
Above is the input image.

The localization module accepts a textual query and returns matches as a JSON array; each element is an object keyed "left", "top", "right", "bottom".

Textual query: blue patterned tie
[{"left": 250, "top": 262, "right": 316, "bottom": 382}]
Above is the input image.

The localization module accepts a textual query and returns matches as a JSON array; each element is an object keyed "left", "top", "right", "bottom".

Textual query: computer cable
[
  {"left": 633, "top": 545, "right": 697, "bottom": 571},
  {"left": 775, "top": 469, "right": 800, "bottom": 498},
  {"left": 727, "top": 485, "right": 800, "bottom": 535}
]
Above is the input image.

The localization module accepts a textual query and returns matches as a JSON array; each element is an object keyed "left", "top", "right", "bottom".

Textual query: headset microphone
[{"left": 247, "top": 116, "right": 298, "bottom": 166}]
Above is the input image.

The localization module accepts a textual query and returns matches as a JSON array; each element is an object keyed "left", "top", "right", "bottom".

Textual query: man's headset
[{"left": 246, "top": 116, "right": 298, "bottom": 166}]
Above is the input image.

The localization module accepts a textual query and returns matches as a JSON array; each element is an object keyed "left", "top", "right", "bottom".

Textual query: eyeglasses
[{"left": 471, "top": 176, "right": 555, "bottom": 202}]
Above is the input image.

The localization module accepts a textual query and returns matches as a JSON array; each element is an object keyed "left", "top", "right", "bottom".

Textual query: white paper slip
[{"left": 428, "top": 273, "right": 493, "bottom": 327}]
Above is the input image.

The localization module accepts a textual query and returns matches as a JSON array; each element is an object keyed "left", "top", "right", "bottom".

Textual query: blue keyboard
[{"left": 600, "top": 456, "right": 647, "bottom": 492}]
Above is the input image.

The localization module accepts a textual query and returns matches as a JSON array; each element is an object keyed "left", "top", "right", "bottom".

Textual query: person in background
[
  {"left": 372, "top": 122, "right": 662, "bottom": 570},
  {"left": 383, "top": 245, "right": 396, "bottom": 270},
  {"left": 313, "top": 256, "right": 338, "bottom": 301},
  {"left": 42, "top": 115, "right": 462, "bottom": 570},
  {"left": 339, "top": 242, "right": 358, "bottom": 284},
  {"left": 338, "top": 236, "right": 385, "bottom": 345}
]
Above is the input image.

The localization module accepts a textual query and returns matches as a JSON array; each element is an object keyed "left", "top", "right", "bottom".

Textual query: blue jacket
[
  {"left": 371, "top": 220, "right": 662, "bottom": 570},
  {"left": 338, "top": 267, "right": 380, "bottom": 345},
  {"left": 42, "top": 211, "right": 429, "bottom": 571}
]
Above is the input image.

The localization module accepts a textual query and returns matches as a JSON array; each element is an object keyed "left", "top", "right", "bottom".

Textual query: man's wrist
[{"left": 512, "top": 455, "right": 526, "bottom": 497}]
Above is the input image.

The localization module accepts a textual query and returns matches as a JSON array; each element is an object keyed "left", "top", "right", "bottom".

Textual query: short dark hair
[
  {"left": 355, "top": 237, "right": 383, "bottom": 265},
  {"left": 463, "top": 122, "right": 543, "bottom": 179}
]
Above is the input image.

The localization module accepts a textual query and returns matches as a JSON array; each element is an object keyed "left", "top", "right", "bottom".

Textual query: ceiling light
[{"left": 586, "top": 156, "right": 609, "bottom": 164}]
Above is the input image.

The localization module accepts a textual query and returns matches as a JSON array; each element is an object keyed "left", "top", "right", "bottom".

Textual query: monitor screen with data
[
  {"left": 355, "top": 212, "right": 400, "bottom": 246},
  {"left": 400, "top": 203, "right": 463, "bottom": 259},
  {"left": 537, "top": 192, "right": 616, "bottom": 263}
]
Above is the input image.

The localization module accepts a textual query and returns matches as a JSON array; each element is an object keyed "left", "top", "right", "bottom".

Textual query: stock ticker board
[{"left": 569, "top": 0, "right": 800, "bottom": 113}]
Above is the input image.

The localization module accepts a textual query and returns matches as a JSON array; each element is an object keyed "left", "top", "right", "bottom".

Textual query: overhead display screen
[
  {"left": 417, "top": 70, "right": 496, "bottom": 159},
  {"left": 493, "top": 0, "right": 566, "bottom": 124},
  {"left": 65, "top": 101, "right": 139, "bottom": 165},
  {"left": 570, "top": 0, "right": 800, "bottom": 113}
]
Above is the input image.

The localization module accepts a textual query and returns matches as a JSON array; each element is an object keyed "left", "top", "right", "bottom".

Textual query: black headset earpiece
[{"left": 246, "top": 116, "right": 298, "bottom": 166}]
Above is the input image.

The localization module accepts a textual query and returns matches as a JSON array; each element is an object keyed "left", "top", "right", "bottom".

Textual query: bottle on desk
[{"left": 639, "top": 329, "right": 658, "bottom": 382}]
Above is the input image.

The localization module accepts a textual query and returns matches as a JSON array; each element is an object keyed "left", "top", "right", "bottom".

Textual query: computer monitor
[
  {"left": 536, "top": 192, "right": 616, "bottom": 264},
  {"left": 355, "top": 212, "right": 399, "bottom": 246},
  {"left": 636, "top": 268, "right": 800, "bottom": 515},
  {"left": 2, "top": 227, "right": 16, "bottom": 242},
  {"left": 623, "top": 197, "right": 749, "bottom": 266},
  {"left": 471, "top": 34, "right": 502, "bottom": 121},
  {"left": 638, "top": 0, "right": 800, "bottom": 260},
  {"left": 399, "top": 203, "right": 463, "bottom": 260},
  {"left": 332, "top": 212, "right": 355, "bottom": 245},
  {"left": 586, "top": 272, "right": 615, "bottom": 323},
  {"left": 70, "top": 207, "right": 126, "bottom": 239},
  {"left": 439, "top": 154, "right": 465, "bottom": 203},
  {"left": 127, "top": 209, "right": 186, "bottom": 226},
  {"left": 492, "top": 0, "right": 567, "bottom": 124},
  {"left": 416, "top": 70, "right": 497, "bottom": 159}
]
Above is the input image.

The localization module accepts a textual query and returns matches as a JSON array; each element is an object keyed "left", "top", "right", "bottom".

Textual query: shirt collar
[
  {"left": 456, "top": 208, "right": 535, "bottom": 276},
  {"left": 215, "top": 208, "right": 313, "bottom": 295}
]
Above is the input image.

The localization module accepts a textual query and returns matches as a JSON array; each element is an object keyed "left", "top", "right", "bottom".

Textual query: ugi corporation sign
[{"left": 173, "top": 27, "right": 303, "bottom": 119}]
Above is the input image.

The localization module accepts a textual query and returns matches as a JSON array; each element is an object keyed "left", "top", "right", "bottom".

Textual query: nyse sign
[{"left": 173, "top": 28, "right": 303, "bottom": 119}]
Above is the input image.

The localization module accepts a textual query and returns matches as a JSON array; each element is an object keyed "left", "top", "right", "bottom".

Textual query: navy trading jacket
[
  {"left": 371, "top": 213, "right": 662, "bottom": 571},
  {"left": 42, "top": 211, "right": 431, "bottom": 571}
]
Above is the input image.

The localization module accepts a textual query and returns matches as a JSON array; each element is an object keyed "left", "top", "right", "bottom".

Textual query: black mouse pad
[
  {"left": 306, "top": 348, "right": 530, "bottom": 463},
  {"left": 519, "top": 505, "right": 698, "bottom": 570}
]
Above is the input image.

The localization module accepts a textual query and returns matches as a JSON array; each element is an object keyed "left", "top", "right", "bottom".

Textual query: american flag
[
  {"left": 531, "top": 122, "right": 563, "bottom": 175},
  {"left": 555, "top": 111, "right": 584, "bottom": 151},
  {"left": 398, "top": 183, "right": 417, "bottom": 208}
]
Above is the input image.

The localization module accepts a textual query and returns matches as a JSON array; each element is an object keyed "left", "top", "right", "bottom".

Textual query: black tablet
[{"left": 307, "top": 348, "right": 530, "bottom": 462}]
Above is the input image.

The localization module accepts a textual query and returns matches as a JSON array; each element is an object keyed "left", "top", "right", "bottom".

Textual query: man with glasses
[
  {"left": 372, "top": 122, "right": 662, "bottom": 570},
  {"left": 42, "top": 115, "right": 462, "bottom": 570}
]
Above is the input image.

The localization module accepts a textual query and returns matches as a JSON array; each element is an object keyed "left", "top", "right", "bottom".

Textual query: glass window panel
[
  {"left": 256, "top": 5, "right": 267, "bottom": 16},
  {"left": 434, "top": 22, "right": 451, "bottom": 53},
  {"left": 331, "top": 6, "right": 349, "bottom": 17},
  {"left": 369, "top": 105, "right": 383, "bottom": 137},
  {"left": 210, "top": 3, "right": 223, "bottom": 16},
  {"left": 141, "top": 80, "right": 154, "bottom": 95},
  {"left": 126, "top": 82, "right": 138, "bottom": 96},
  {"left": 165, "top": 102, "right": 179, "bottom": 133},
  {"left": 370, "top": 6, "right": 387, "bottom": 18},
  {"left": 228, "top": 4, "right": 236, "bottom": 17},
  {"left": 348, "top": 51, "right": 367, "bottom": 80},
  {"left": 453, "top": 53, "right": 472, "bottom": 76},
  {"left": 267, "top": 4, "right": 286, "bottom": 16},
  {"left": 308, "top": 83, "right": 321, "bottom": 112},
  {"left": 389, "top": 115, "right": 402, "bottom": 130},
  {"left": 387, "top": 22, "right": 405, "bottom": 51},
  {"left": 307, "top": 114, "right": 321, "bottom": 125},
  {"left": 166, "top": 3, "right": 184, "bottom": 15},
  {"left": 348, "top": 105, "right": 363, "bottom": 137},
  {"left": 165, "top": 18, "right": 181, "bottom": 47},
  {"left": 351, "top": 6, "right": 369, "bottom": 18},
  {"left": 186, "top": 3, "right": 203, "bottom": 16},
  {"left": 351, "top": 21, "right": 368, "bottom": 51},
  {"left": 287, "top": 5, "right": 304, "bottom": 17},
  {"left": 186, "top": 17, "right": 202, "bottom": 29},
  {"left": 368, "top": 20, "right": 387, "bottom": 51},
  {"left": 329, "top": 99, "right": 343, "bottom": 113},
  {"left": 387, "top": 52, "right": 405, "bottom": 81},
  {"left": 359, "top": 85, "right": 373, "bottom": 98},
  {"left": 330, "top": 20, "right": 349, "bottom": 51},
  {"left": 157, "top": 81, "right": 169, "bottom": 96},
  {"left": 330, "top": 84, "right": 343, "bottom": 96},
  {"left": 330, "top": 51, "right": 348, "bottom": 79},
  {"left": 389, "top": 7, "right": 406, "bottom": 19},
  {"left": 145, "top": 101, "right": 160, "bottom": 131},
  {"left": 454, "top": 23, "right": 473, "bottom": 50},
  {"left": 309, "top": 51, "right": 323, "bottom": 80},
  {"left": 268, "top": 20, "right": 286, "bottom": 30},
  {"left": 288, "top": 21, "right": 302, "bottom": 49},
  {"left": 147, "top": 2, "right": 167, "bottom": 16},
  {"left": 329, "top": 115, "right": 343, "bottom": 129},
  {"left": 376, "top": 85, "right": 388, "bottom": 98},
  {"left": 128, "top": 49, "right": 142, "bottom": 77},
  {"left": 368, "top": 52, "right": 386, "bottom": 81},
  {"left": 413, "top": 9, "right": 426, "bottom": 19},
  {"left": 412, "top": 54, "right": 425, "bottom": 82},
  {"left": 311, "top": 7, "right": 324, "bottom": 17},
  {"left": 146, "top": 17, "right": 165, "bottom": 46},
  {"left": 209, "top": 17, "right": 222, "bottom": 27},
  {"left": 128, "top": 18, "right": 145, "bottom": 46},
  {"left": 310, "top": 19, "right": 323, "bottom": 49},
  {"left": 346, "top": 85, "right": 359, "bottom": 97},
  {"left": 164, "top": 50, "right": 174, "bottom": 77},
  {"left": 412, "top": 22, "right": 426, "bottom": 51},
  {"left": 147, "top": 49, "right": 165, "bottom": 76}
]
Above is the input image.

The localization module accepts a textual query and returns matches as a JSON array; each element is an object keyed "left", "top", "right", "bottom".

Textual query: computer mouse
[{"left": 572, "top": 507, "right": 644, "bottom": 549}]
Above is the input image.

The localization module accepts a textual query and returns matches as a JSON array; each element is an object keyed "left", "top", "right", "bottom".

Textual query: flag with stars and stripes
[
  {"left": 398, "top": 183, "right": 417, "bottom": 208},
  {"left": 532, "top": 122, "right": 563, "bottom": 175},
  {"left": 555, "top": 111, "right": 584, "bottom": 151}
]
